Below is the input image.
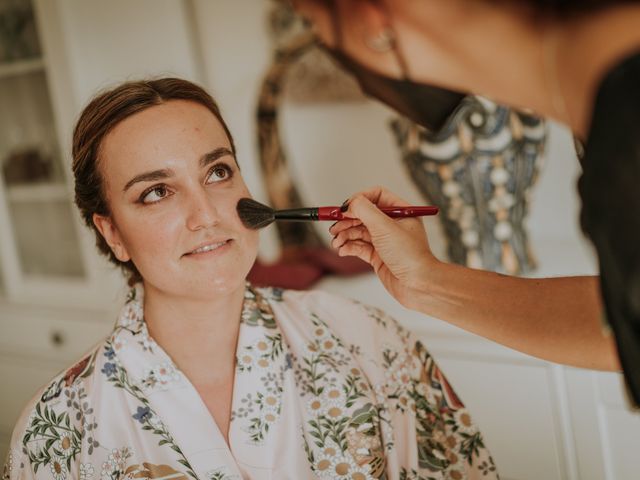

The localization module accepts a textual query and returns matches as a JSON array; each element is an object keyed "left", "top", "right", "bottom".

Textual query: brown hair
[{"left": 72, "top": 77, "right": 236, "bottom": 285}]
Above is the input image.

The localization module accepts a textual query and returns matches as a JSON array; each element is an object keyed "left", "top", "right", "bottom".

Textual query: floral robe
[{"left": 3, "top": 284, "right": 498, "bottom": 480}]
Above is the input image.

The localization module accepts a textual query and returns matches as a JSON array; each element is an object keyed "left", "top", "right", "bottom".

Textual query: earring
[{"left": 365, "top": 27, "right": 395, "bottom": 53}]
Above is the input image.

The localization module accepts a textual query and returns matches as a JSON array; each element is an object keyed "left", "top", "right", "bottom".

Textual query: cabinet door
[{"left": 0, "top": 0, "right": 87, "bottom": 303}]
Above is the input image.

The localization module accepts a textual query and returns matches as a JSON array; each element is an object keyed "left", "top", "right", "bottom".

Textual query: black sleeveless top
[{"left": 578, "top": 50, "right": 640, "bottom": 405}]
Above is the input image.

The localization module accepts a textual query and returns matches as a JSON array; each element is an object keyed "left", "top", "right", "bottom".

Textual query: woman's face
[{"left": 94, "top": 100, "right": 258, "bottom": 300}]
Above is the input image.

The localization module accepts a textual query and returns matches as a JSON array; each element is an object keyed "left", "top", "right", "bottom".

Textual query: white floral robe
[{"left": 3, "top": 284, "right": 499, "bottom": 480}]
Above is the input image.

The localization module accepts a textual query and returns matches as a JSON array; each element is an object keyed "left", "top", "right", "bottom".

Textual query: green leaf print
[{"left": 23, "top": 402, "right": 83, "bottom": 471}]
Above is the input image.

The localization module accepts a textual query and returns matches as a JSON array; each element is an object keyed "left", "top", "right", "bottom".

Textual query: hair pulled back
[{"left": 72, "top": 78, "right": 235, "bottom": 285}]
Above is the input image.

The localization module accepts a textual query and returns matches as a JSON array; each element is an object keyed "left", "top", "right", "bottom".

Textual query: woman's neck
[{"left": 141, "top": 282, "right": 246, "bottom": 386}]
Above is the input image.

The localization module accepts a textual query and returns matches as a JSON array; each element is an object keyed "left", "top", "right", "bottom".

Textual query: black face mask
[
  {"left": 323, "top": 46, "right": 466, "bottom": 132},
  {"left": 318, "top": 5, "right": 466, "bottom": 132}
]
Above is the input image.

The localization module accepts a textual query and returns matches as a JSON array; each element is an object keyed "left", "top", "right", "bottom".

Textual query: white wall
[{"left": 58, "top": 0, "right": 202, "bottom": 105}]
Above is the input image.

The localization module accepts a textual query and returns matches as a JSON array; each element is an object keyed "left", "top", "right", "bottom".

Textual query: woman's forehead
[
  {"left": 100, "top": 101, "right": 231, "bottom": 172},
  {"left": 109, "top": 100, "right": 229, "bottom": 146}
]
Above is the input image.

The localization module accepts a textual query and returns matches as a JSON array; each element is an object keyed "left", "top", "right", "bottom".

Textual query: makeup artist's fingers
[
  {"left": 337, "top": 240, "right": 383, "bottom": 272},
  {"left": 345, "top": 194, "right": 401, "bottom": 240},
  {"left": 346, "top": 192, "right": 429, "bottom": 247},
  {"left": 331, "top": 185, "right": 409, "bottom": 237},
  {"left": 331, "top": 225, "right": 372, "bottom": 249},
  {"left": 347, "top": 185, "right": 412, "bottom": 209},
  {"left": 343, "top": 192, "right": 435, "bottom": 281},
  {"left": 337, "top": 239, "right": 372, "bottom": 260},
  {"left": 329, "top": 218, "right": 362, "bottom": 236}
]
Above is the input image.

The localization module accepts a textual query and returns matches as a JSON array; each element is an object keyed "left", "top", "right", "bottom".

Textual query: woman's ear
[
  {"left": 358, "top": 0, "right": 389, "bottom": 32},
  {"left": 290, "top": 0, "right": 388, "bottom": 48},
  {"left": 92, "top": 213, "right": 131, "bottom": 262}
]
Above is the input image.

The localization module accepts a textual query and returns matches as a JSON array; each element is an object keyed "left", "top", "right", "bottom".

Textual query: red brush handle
[{"left": 317, "top": 205, "right": 439, "bottom": 221}]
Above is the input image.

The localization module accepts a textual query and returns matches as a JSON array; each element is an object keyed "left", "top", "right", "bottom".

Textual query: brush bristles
[{"left": 237, "top": 198, "right": 276, "bottom": 230}]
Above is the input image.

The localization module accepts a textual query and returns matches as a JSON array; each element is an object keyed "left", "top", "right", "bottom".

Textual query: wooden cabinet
[
  {"left": 0, "top": 0, "right": 116, "bottom": 310},
  {"left": 0, "top": 0, "right": 82, "bottom": 295}
]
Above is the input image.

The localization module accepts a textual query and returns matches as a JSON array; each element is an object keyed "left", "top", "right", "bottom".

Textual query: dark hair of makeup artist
[
  {"left": 516, "top": 0, "right": 639, "bottom": 15},
  {"left": 318, "top": 0, "right": 638, "bottom": 16},
  {"left": 72, "top": 77, "right": 236, "bottom": 286}
]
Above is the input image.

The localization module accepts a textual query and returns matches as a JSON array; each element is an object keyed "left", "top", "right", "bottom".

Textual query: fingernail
[
  {"left": 330, "top": 221, "right": 338, "bottom": 229},
  {"left": 340, "top": 199, "right": 350, "bottom": 212}
]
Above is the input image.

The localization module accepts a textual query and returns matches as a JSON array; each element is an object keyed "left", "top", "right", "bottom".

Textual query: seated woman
[{"left": 4, "top": 78, "right": 498, "bottom": 480}]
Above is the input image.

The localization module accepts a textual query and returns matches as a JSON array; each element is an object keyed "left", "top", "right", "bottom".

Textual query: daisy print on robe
[{"left": 4, "top": 284, "right": 498, "bottom": 480}]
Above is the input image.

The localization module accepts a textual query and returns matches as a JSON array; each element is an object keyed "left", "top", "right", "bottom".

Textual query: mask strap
[
  {"left": 375, "top": 0, "right": 411, "bottom": 81},
  {"left": 326, "top": 0, "right": 344, "bottom": 50},
  {"left": 388, "top": 26, "right": 410, "bottom": 81}
]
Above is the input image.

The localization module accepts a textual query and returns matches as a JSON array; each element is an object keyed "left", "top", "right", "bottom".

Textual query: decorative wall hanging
[
  {"left": 391, "top": 98, "right": 547, "bottom": 275},
  {"left": 250, "top": 18, "right": 369, "bottom": 288},
  {"left": 256, "top": 30, "right": 322, "bottom": 250},
  {"left": 267, "top": 0, "right": 364, "bottom": 104}
]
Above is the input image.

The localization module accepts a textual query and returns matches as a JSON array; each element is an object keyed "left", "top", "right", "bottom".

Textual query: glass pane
[
  {"left": 0, "top": 21, "right": 85, "bottom": 280},
  {"left": 0, "top": 70, "right": 64, "bottom": 184},
  {"left": 0, "top": 0, "right": 41, "bottom": 62},
  {"left": 8, "top": 197, "right": 84, "bottom": 277}
]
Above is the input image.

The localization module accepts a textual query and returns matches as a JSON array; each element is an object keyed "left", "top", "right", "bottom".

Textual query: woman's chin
[
  {"left": 137, "top": 244, "right": 258, "bottom": 301},
  {"left": 141, "top": 269, "right": 249, "bottom": 302},
  {"left": 204, "top": 274, "right": 247, "bottom": 295},
  {"left": 182, "top": 273, "right": 248, "bottom": 299}
]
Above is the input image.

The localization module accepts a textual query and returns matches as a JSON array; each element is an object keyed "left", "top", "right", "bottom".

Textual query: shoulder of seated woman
[
  {"left": 272, "top": 287, "right": 406, "bottom": 341},
  {"left": 10, "top": 342, "right": 104, "bottom": 444}
]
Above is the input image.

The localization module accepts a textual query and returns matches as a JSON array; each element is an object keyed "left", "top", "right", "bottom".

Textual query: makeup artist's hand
[{"left": 329, "top": 186, "right": 438, "bottom": 307}]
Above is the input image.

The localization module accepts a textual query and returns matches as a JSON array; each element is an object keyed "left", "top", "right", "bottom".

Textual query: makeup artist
[{"left": 292, "top": 0, "right": 640, "bottom": 404}]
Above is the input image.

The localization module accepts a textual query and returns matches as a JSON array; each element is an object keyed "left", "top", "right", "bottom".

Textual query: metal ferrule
[{"left": 274, "top": 207, "right": 319, "bottom": 221}]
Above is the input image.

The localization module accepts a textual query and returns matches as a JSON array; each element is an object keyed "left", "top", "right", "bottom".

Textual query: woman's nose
[{"left": 185, "top": 187, "right": 219, "bottom": 231}]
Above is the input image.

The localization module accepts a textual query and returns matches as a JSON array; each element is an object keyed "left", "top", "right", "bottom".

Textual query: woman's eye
[
  {"left": 206, "top": 164, "right": 232, "bottom": 184},
  {"left": 141, "top": 185, "right": 169, "bottom": 204}
]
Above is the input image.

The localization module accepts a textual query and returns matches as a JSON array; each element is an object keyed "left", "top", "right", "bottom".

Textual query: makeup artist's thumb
[{"left": 348, "top": 195, "right": 398, "bottom": 239}]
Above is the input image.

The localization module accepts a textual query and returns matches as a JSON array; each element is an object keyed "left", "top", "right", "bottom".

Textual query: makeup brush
[{"left": 237, "top": 197, "right": 439, "bottom": 230}]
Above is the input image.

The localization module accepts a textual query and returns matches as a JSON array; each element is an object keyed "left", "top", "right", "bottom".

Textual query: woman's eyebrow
[
  {"left": 122, "top": 147, "right": 234, "bottom": 193},
  {"left": 200, "top": 147, "right": 234, "bottom": 168},
  {"left": 123, "top": 169, "right": 173, "bottom": 193}
]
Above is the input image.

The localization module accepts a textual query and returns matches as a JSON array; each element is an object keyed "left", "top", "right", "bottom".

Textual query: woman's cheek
[
  {"left": 130, "top": 209, "right": 181, "bottom": 256},
  {"left": 247, "top": 229, "right": 259, "bottom": 253}
]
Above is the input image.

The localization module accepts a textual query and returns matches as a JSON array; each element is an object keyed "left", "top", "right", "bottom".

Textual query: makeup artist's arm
[{"left": 330, "top": 186, "right": 620, "bottom": 372}]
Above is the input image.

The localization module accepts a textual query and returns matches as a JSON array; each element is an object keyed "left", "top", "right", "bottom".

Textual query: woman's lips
[{"left": 183, "top": 239, "right": 232, "bottom": 258}]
